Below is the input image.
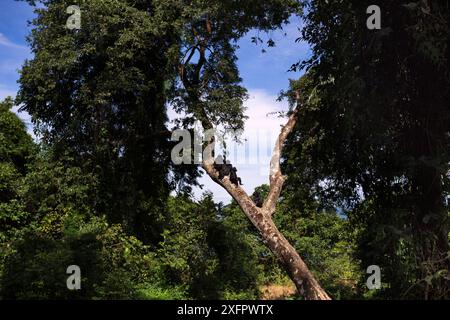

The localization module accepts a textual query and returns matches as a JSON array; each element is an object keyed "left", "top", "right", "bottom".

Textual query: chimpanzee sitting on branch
[
  {"left": 213, "top": 155, "right": 243, "bottom": 186},
  {"left": 251, "top": 191, "right": 264, "bottom": 208}
]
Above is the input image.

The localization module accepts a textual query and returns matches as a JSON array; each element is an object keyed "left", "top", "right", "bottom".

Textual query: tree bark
[
  {"left": 202, "top": 100, "right": 331, "bottom": 300},
  {"left": 177, "top": 20, "right": 330, "bottom": 299},
  {"left": 203, "top": 163, "right": 330, "bottom": 300}
]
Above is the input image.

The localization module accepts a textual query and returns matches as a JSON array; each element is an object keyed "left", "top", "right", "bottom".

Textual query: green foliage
[
  {"left": 0, "top": 98, "right": 35, "bottom": 232},
  {"left": 220, "top": 188, "right": 361, "bottom": 300},
  {"left": 0, "top": 98, "right": 36, "bottom": 286},
  {"left": 287, "top": 212, "right": 359, "bottom": 299},
  {"left": 159, "top": 0, "right": 300, "bottom": 131},
  {"left": 0, "top": 97, "right": 35, "bottom": 174},
  {"left": 272, "top": 191, "right": 361, "bottom": 299},
  {"left": 1, "top": 214, "right": 157, "bottom": 299},
  {"left": 17, "top": 0, "right": 301, "bottom": 244},
  {"left": 4, "top": 0, "right": 446, "bottom": 301},
  {"left": 285, "top": 0, "right": 450, "bottom": 298},
  {"left": 157, "top": 194, "right": 261, "bottom": 299},
  {"left": 3, "top": 0, "right": 304, "bottom": 299},
  {"left": 0, "top": 147, "right": 157, "bottom": 299},
  {"left": 134, "top": 284, "right": 187, "bottom": 300},
  {"left": 18, "top": 0, "right": 176, "bottom": 244}
]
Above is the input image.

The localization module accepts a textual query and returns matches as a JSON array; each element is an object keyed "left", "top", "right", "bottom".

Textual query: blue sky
[
  {"left": 0, "top": 0, "right": 310, "bottom": 203},
  {"left": 0, "top": 0, "right": 35, "bottom": 128}
]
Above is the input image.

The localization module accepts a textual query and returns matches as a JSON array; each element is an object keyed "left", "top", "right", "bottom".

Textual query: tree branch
[
  {"left": 263, "top": 92, "right": 301, "bottom": 216},
  {"left": 202, "top": 161, "right": 257, "bottom": 211},
  {"left": 177, "top": 16, "right": 328, "bottom": 299}
]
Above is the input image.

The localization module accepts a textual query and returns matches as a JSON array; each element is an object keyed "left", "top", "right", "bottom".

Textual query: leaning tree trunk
[
  {"left": 202, "top": 99, "right": 331, "bottom": 300},
  {"left": 175, "top": 17, "right": 330, "bottom": 299}
]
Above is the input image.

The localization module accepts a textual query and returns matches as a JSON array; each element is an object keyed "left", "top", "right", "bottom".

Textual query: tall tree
[
  {"left": 17, "top": 0, "right": 177, "bottom": 244},
  {"left": 286, "top": 0, "right": 449, "bottom": 298},
  {"left": 0, "top": 96, "right": 35, "bottom": 222},
  {"left": 161, "top": 0, "right": 330, "bottom": 299},
  {"left": 0, "top": 97, "right": 35, "bottom": 176},
  {"left": 0, "top": 97, "right": 35, "bottom": 286}
]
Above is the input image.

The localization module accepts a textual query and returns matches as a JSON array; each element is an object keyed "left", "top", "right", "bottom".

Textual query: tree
[
  {"left": 0, "top": 97, "right": 35, "bottom": 175},
  {"left": 17, "top": 0, "right": 180, "bottom": 244},
  {"left": 286, "top": 0, "right": 449, "bottom": 298},
  {"left": 0, "top": 97, "right": 35, "bottom": 242},
  {"left": 229, "top": 184, "right": 361, "bottom": 299},
  {"left": 164, "top": 1, "right": 330, "bottom": 299}
]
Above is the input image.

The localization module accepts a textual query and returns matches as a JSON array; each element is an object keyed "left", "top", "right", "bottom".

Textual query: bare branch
[{"left": 263, "top": 92, "right": 301, "bottom": 216}]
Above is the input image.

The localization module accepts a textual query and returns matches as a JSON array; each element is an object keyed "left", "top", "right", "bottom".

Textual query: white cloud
[
  {"left": 0, "top": 35, "right": 29, "bottom": 76},
  {"left": 0, "top": 33, "right": 26, "bottom": 49},
  {"left": 244, "top": 88, "right": 289, "bottom": 132}
]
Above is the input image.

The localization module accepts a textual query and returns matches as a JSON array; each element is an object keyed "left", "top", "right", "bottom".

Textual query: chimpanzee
[
  {"left": 213, "top": 155, "right": 243, "bottom": 186},
  {"left": 213, "top": 155, "right": 230, "bottom": 179},
  {"left": 229, "top": 166, "right": 243, "bottom": 186},
  {"left": 252, "top": 191, "right": 264, "bottom": 207}
]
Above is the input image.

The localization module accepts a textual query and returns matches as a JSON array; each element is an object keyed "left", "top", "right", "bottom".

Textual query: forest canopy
[{"left": 0, "top": 0, "right": 448, "bottom": 300}]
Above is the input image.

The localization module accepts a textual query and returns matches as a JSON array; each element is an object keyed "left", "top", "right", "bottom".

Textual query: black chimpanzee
[
  {"left": 213, "top": 155, "right": 243, "bottom": 186},
  {"left": 229, "top": 166, "right": 243, "bottom": 186},
  {"left": 213, "top": 155, "right": 231, "bottom": 179},
  {"left": 252, "top": 191, "right": 264, "bottom": 207}
]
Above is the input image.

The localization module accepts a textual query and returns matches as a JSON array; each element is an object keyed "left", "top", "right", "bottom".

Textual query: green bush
[
  {"left": 134, "top": 284, "right": 188, "bottom": 300},
  {"left": 0, "top": 213, "right": 157, "bottom": 299}
]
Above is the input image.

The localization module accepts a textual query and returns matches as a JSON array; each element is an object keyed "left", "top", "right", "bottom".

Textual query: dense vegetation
[
  {"left": 0, "top": 0, "right": 448, "bottom": 299},
  {"left": 284, "top": 0, "right": 450, "bottom": 299}
]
